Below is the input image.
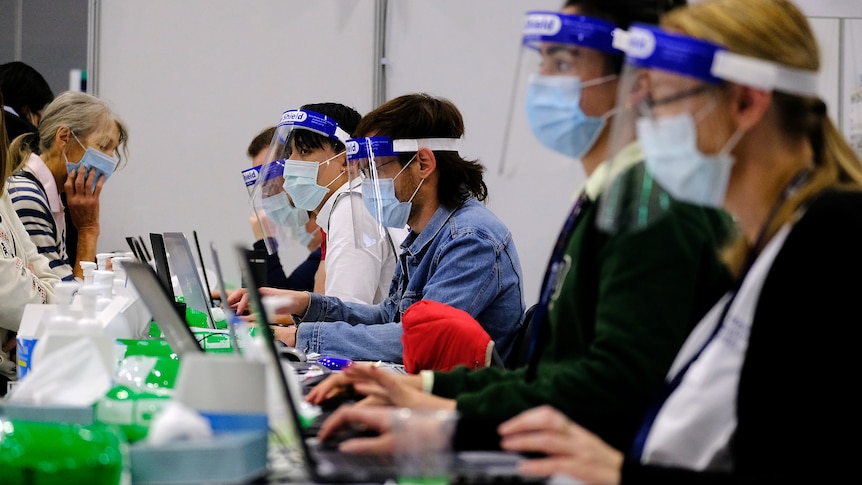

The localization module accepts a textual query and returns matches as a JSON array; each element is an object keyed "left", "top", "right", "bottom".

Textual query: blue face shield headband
[
  {"left": 612, "top": 23, "right": 821, "bottom": 208},
  {"left": 346, "top": 135, "right": 462, "bottom": 228},
  {"left": 522, "top": 11, "right": 617, "bottom": 53},
  {"left": 616, "top": 23, "right": 820, "bottom": 96},
  {"left": 521, "top": 12, "right": 620, "bottom": 159},
  {"left": 276, "top": 109, "right": 350, "bottom": 145}
]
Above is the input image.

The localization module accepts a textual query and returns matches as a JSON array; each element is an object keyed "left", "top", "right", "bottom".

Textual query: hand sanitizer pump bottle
[
  {"left": 72, "top": 285, "right": 118, "bottom": 372},
  {"left": 81, "top": 261, "right": 97, "bottom": 286},
  {"left": 29, "top": 281, "right": 97, "bottom": 371},
  {"left": 96, "top": 252, "right": 113, "bottom": 271},
  {"left": 92, "top": 269, "right": 134, "bottom": 340}
]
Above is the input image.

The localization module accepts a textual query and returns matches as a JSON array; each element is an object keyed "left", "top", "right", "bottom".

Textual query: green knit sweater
[{"left": 433, "top": 171, "right": 734, "bottom": 452}]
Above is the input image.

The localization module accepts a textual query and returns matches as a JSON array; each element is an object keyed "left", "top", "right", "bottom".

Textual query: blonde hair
[
  {"left": 8, "top": 91, "right": 129, "bottom": 174},
  {"left": 0, "top": 90, "right": 8, "bottom": 195},
  {"left": 663, "top": 0, "right": 862, "bottom": 276}
]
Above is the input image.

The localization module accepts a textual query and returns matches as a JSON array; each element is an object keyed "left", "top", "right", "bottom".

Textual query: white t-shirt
[
  {"left": 317, "top": 181, "right": 407, "bottom": 304},
  {"left": 641, "top": 224, "right": 792, "bottom": 471}
]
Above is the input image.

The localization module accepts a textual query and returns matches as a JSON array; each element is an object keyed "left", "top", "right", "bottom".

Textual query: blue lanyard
[
  {"left": 525, "top": 191, "right": 590, "bottom": 381},
  {"left": 628, "top": 167, "right": 812, "bottom": 459}
]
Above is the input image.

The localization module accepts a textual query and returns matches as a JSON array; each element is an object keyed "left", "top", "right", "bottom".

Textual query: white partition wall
[
  {"left": 95, "top": 0, "right": 377, "bottom": 286},
  {"left": 383, "top": 0, "right": 573, "bottom": 303}
]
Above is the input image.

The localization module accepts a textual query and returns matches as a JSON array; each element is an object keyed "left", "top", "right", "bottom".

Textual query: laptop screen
[
  {"left": 149, "top": 233, "right": 175, "bottom": 300},
  {"left": 123, "top": 261, "right": 204, "bottom": 357},
  {"left": 163, "top": 232, "right": 217, "bottom": 329}
]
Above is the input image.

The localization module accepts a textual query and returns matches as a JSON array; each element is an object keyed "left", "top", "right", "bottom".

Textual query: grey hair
[{"left": 38, "top": 91, "right": 129, "bottom": 167}]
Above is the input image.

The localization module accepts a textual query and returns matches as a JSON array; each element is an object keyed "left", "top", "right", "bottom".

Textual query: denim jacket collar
[{"left": 401, "top": 199, "right": 467, "bottom": 258}]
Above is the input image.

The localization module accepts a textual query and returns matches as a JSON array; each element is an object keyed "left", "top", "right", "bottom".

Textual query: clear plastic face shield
[
  {"left": 346, "top": 136, "right": 462, "bottom": 248},
  {"left": 249, "top": 109, "right": 350, "bottom": 254},
  {"left": 596, "top": 23, "right": 821, "bottom": 233},
  {"left": 500, "top": 11, "right": 620, "bottom": 177}
]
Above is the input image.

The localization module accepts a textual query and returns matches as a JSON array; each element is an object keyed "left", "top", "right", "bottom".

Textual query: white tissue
[
  {"left": 146, "top": 401, "right": 214, "bottom": 446},
  {"left": 8, "top": 338, "right": 113, "bottom": 406}
]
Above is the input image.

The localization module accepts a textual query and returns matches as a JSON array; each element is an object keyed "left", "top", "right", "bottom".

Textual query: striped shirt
[{"left": 5, "top": 168, "right": 75, "bottom": 282}]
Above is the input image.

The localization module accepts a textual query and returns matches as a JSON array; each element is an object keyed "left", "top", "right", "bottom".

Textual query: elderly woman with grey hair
[{"left": 6, "top": 91, "right": 129, "bottom": 281}]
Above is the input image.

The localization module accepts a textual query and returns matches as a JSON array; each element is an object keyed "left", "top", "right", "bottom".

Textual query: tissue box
[
  {"left": 128, "top": 431, "right": 268, "bottom": 485},
  {"left": 0, "top": 401, "right": 94, "bottom": 424}
]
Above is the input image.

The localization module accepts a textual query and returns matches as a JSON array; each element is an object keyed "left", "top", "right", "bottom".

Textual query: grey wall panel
[
  {"left": 0, "top": 0, "right": 88, "bottom": 96},
  {"left": 0, "top": 0, "right": 18, "bottom": 62}
]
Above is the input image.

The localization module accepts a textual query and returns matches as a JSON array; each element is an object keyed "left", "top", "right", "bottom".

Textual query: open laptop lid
[
  {"left": 209, "top": 242, "right": 241, "bottom": 351},
  {"left": 235, "top": 245, "right": 334, "bottom": 481},
  {"left": 163, "top": 232, "right": 217, "bottom": 329},
  {"left": 125, "top": 236, "right": 145, "bottom": 262},
  {"left": 149, "top": 233, "right": 174, "bottom": 300},
  {"left": 123, "top": 261, "right": 204, "bottom": 357}
]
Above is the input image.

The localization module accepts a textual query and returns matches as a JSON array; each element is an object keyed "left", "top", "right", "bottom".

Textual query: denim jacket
[{"left": 295, "top": 197, "right": 525, "bottom": 363}]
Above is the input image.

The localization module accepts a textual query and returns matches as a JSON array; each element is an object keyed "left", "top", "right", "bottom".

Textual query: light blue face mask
[
  {"left": 525, "top": 73, "right": 616, "bottom": 159},
  {"left": 281, "top": 154, "right": 344, "bottom": 211},
  {"left": 638, "top": 111, "right": 742, "bottom": 208},
  {"left": 260, "top": 192, "right": 309, "bottom": 231},
  {"left": 64, "top": 132, "right": 118, "bottom": 190},
  {"left": 361, "top": 155, "right": 423, "bottom": 228},
  {"left": 290, "top": 224, "right": 315, "bottom": 248}
]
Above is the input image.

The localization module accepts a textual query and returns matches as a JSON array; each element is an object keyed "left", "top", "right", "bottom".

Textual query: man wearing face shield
[
  {"left": 243, "top": 103, "right": 407, "bottom": 306},
  {"left": 244, "top": 125, "right": 323, "bottom": 291},
  {"left": 308, "top": 0, "right": 735, "bottom": 457},
  {"left": 232, "top": 93, "right": 525, "bottom": 364}
]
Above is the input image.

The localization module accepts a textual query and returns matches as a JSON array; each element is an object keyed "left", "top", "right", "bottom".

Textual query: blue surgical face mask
[
  {"left": 525, "top": 73, "right": 616, "bottom": 159},
  {"left": 281, "top": 153, "right": 344, "bottom": 211},
  {"left": 637, "top": 111, "right": 742, "bottom": 208},
  {"left": 64, "top": 132, "right": 118, "bottom": 190},
  {"left": 260, "top": 192, "right": 309, "bottom": 231},
  {"left": 361, "top": 155, "right": 423, "bottom": 228},
  {"left": 291, "top": 224, "right": 316, "bottom": 248}
]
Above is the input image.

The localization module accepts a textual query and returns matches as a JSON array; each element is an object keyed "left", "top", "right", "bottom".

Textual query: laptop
[
  {"left": 149, "top": 233, "right": 175, "bottom": 300},
  {"left": 208, "top": 242, "right": 242, "bottom": 352},
  {"left": 137, "top": 235, "right": 153, "bottom": 262},
  {"left": 123, "top": 261, "right": 204, "bottom": 358},
  {"left": 235, "top": 245, "right": 398, "bottom": 483},
  {"left": 235, "top": 246, "right": 542, "bottom": 485},
  {"left": 125, "top": 236, "right": 145, "bottom": 262},
  {"left": 162, "top": 232, "right": 218, "bottom": 329},
  {"left": 192, "top": 230, "right": 215, "bottom": 308}
]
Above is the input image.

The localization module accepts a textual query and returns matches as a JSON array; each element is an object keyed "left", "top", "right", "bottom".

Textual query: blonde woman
[{"left": 498, "top": 0, "right": 862, "bottom": 483}]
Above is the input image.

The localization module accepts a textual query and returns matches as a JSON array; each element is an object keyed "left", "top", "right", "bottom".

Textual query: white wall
[
  {"left": 96, "top": 0, "right": 377, "bottom": 288},
  {"left": 93, "top": 0, "right": 861, "bottom": 300},
  {"left": 95, "top": 0, "right": 572, "bottom": 300}
]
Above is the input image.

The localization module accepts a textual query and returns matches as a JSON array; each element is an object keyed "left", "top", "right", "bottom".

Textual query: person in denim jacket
[{"left": 230, "top": 93, "right": 525, "bottom": 364}]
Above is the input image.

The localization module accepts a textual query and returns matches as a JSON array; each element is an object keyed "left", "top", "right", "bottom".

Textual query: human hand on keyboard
[{"left": 317, "top": 403, "right": 394, "bottom": 454}]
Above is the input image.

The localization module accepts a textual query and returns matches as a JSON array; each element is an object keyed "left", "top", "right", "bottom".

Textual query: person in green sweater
[{"left": 310, "top": 0, "right": 733, "bottom": 454}]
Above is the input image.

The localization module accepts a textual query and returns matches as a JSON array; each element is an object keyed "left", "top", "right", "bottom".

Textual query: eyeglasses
[
  {"left": 645, "top": 84, "right": 714, "bottom": 109},
  {"left": 358, "top": 158, "right": 399, "bottom": 178}
]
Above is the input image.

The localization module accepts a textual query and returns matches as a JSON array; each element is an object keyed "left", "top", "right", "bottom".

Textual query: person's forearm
[{"left": 73, "top": 225, "right": 100, "bottom": 279}]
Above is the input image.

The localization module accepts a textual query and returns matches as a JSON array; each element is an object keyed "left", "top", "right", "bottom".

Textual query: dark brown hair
[{"left": 354, "top": 93, "right": 487, "bottom": 208}]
